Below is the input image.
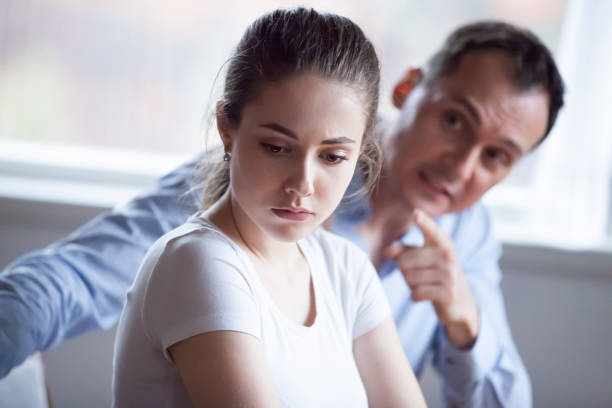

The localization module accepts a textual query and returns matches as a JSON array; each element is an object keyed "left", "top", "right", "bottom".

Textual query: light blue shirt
[
  {"left": 332, "top": 184, "right": 531, "bottom": 407},
  {"left": 0, "top": 155, "right": 531, "bottom": 407}
]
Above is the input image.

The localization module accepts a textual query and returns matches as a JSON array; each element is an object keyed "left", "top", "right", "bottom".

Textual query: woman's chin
[{"left": 266, "top": 222, "right": 318, "bottom": 243}]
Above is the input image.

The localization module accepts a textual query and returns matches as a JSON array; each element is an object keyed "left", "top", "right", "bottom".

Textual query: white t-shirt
[{"left": 112, "top": 214, "right": 390, "bottom": 407}]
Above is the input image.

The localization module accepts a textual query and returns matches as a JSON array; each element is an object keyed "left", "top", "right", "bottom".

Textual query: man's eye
[
  {"left": 484, "top": 148, "right": 509, "bottom": 166},
  {"left": 445, "top": 112, "right": 463, "bottom": 131}
]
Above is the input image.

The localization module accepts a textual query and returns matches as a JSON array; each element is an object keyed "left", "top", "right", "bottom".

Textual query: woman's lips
[{"left": 272, "top": 208, "right": 314, "bottom": 221}]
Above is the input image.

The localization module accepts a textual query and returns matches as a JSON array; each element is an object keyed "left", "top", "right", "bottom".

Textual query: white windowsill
[
  {"left": 0, "top": 140, "right": 191, "bottom": 207},
  {"left": 1, "top": 140, "right": 611, "bottom": 253},
  {"left": 483, "top": 186, "right": 612, "bottom": 253}
]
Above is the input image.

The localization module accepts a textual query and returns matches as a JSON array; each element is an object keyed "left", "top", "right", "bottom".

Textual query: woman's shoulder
[
  {"left": 139, "top": 216, "right": 255, "bottom": 306},
  {"left": 135, "top": 216, "right": 261, "bottom": 350},
  {"left": 157, "top": 215, "right": 236, "bottom": 255},
  {"left": 140, "top": 215, "right": 245, "bottom": 283}
]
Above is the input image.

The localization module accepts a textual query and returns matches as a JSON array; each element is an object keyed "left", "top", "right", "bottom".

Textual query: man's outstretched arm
[
  {"left": 431, "top": 203, "right": 532, "bottom": 407},
  {"left": 387, "top": 203, "right": 531, "bottom": 407},
  {"left": 0, "top": 155, "right": 202, "bottom": 378}
]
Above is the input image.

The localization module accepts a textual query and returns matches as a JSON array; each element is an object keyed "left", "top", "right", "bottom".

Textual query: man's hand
[{"left": 385, "top": 209, "right": 480, "bottom": 349}]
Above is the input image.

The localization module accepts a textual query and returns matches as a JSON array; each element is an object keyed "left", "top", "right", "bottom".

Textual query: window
[
  {"left": 5, "top": 0, "right": 609, "bottom": 251},
  {"left": 483, "top": 0, "right": 612, "bottom": 250},
  {"left": 0, "top": 0, "right": 567, "bottom": 154}
]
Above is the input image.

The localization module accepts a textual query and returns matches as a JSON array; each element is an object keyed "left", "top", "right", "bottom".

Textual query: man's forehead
[
  {"left": 424, "top": 74, "right": 549, "bottom": 153},
  {"left": 426, "top": 51, "right": 549, "bottom": 111}
]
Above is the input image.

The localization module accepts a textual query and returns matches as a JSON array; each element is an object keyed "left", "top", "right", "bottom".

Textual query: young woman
[{"left": 112, "top": 8, "right": 426, "bottom": 407}]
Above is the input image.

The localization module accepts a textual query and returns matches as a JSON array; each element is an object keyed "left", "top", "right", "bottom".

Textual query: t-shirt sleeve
[
  {"left": 351, "top": 251, "right": 391, "bottom": 340},
  {"left": 141, "top": 231, "right": 260, "bottom": 360}
]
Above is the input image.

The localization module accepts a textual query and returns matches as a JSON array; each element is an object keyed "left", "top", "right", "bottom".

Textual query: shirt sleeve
[
  {"left": 0, "top": 154, "right": 203, "bottom": 379},
  {"left": 142, "top": 232, "right": 260, "bottom": 360},
  {"left": 433, "top": 202, "right": 532, "bottom": 407}
]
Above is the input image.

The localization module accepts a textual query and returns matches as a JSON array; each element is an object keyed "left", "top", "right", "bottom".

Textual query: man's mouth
[{"left": 418, "top": 169, "right": 452, "bottom": 200}]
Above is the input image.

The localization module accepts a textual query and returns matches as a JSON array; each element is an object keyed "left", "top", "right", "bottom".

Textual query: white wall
[{"left": 1, "top": 197, "right": 611, "bottom": 407}]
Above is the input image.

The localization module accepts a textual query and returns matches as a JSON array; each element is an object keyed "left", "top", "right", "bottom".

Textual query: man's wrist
[
  {"left": 443, "top": 305, "right": 480, "bottom": 349},
  {"left": 436, "top": 313, "right": 501, "bottom": 396}
]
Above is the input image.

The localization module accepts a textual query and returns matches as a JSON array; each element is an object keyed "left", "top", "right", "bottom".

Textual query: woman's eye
[
  {"left": 322, "top": 153, "right": 348, "bottom": 164},
  {"left": 262, "top": 143, "right": 285, "bottom": 154}
]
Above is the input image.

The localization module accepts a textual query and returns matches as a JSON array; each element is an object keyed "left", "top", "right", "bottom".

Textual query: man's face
[{"left": 384, "top": 50, "right": 550, "bottom": 217}]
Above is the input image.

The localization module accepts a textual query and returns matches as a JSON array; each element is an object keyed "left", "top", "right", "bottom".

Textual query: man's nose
[
  {"left": 443, "top": 147, "right": 480, "bottom": 181},
  {"left": 284, "top": 157, "right": 315, "bottom": 197}
]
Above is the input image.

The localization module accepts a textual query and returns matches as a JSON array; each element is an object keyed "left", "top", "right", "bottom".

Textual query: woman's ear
[
  {"left": 216, "top": 101, "right": 233, "bottom": 152},
  {"left": 391, "top": 68, "right": 423, "bottom": 109}
]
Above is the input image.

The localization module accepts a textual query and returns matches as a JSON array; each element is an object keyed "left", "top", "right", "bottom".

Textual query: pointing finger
[
  {"left": 384, "top": 240, "right": 404, "bottom": 259},
  {"left": 414, "top": 208, "right": 452, "bottom": 247},
  {"left": 383, "top": 240, "right": 419, "bottom": 260}
]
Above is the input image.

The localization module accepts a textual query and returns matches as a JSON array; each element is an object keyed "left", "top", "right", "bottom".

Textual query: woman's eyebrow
[
  {"left": 260, "top": 123, "right": 297, "bottom": 139},
  {"left": 260, "top": 123, "right": 355, "bottom": 145},
  {"left": 321, "top": 136, "right": 355, "bottom": 145}
]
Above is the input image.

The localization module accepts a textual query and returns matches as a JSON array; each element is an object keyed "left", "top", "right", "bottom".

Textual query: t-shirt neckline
[{"left": 188, "top": 212, "right": 323, "bottom": 335}]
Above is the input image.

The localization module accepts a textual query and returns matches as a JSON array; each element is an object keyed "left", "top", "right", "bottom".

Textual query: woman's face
[{"left": 219, "top": 73, "right": 367, "bottom": 243}]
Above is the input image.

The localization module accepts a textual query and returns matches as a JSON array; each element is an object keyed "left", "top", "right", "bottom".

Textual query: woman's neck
[
  {"left": 209, "top": 192, "right": 315, "bottom": 328},
  {"left": 208, "top": 192, "right": 301, "bottom": 267}
]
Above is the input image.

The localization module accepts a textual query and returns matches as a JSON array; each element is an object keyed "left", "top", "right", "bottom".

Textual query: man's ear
[
  {"left": 216, "top": 101, "right": 233, "bottom": 152},
  {"left": 392, "top": 68, "right": 423, "bottom": 109}
]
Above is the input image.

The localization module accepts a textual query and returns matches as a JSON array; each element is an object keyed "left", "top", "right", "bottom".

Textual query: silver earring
[{"left": 223, "top": 151, "right": 232, "bottom": 162}]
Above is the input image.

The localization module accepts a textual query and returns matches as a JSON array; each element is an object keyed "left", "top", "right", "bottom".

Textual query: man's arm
[
  {"left": 431, "top": 203, "right": 531, "bottom": 407},
  {"left": 0, "top": 155, "right": 202, "bottom": 378},
  {"left": 387, "top": 204, "right": 531, "bottom": 407}
]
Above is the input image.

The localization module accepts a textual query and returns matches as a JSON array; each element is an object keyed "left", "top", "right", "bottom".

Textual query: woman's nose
[{"left": 284, "top": 158, "right": 315, "bottom": 197}]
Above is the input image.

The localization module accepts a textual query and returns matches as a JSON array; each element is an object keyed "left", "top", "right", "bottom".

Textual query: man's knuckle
[{"left": 440, "top": 248, "right": 453, "bottom": 263}]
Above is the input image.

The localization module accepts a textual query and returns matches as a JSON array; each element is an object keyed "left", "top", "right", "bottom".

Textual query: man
[{"left": 0, "top": 21, "right": 563, "bottom": 407}]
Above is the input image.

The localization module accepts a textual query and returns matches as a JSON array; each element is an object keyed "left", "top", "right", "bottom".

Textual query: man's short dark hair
[{"left": 425, "top": 21, "right": 565, "bottom": 142}]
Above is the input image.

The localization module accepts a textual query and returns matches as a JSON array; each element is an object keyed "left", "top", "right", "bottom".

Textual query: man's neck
[{"left": 357, "top": 174, "right": 416, "bottom": 267}]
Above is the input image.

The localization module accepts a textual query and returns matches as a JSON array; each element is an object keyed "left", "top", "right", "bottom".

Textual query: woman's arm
[
  {"left": 353, "top": 317, "right": 427, "bottom": 408},
  {"left": 169, "top": 330, "right": 281, "bottom": 408}
]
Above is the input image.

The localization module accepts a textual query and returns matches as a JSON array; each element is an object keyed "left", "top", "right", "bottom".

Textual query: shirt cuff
[{"left": 438, "top": 312, "right": 500, "bottom": 391}]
